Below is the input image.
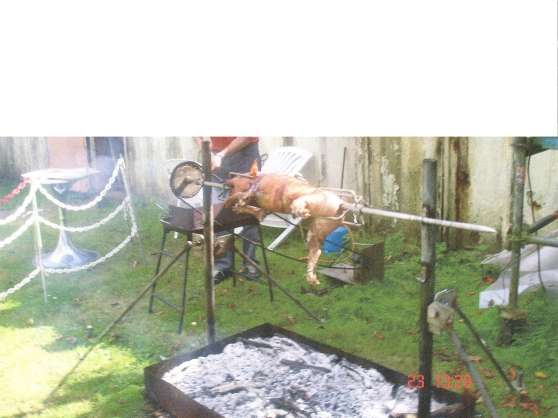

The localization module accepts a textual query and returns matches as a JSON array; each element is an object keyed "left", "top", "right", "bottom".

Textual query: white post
[{"left": 30, "top": 181, "right": 48, "bottom": 303}]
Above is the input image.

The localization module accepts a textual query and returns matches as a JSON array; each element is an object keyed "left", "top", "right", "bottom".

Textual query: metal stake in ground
[
  {"left": 202, "top": 139, "right": 216, "bottom": 345},
  {"left": 418, "top": 159, "right": 437, "bottom": 418}
]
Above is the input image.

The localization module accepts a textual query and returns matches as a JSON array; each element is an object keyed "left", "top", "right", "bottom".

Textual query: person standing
[{"left": 195, "top": 137, "right": 262, "bottom": 284}]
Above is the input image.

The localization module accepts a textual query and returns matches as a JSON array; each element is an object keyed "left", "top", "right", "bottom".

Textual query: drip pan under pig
[{"left": 144, "top": 323, "right": 473, "bottom": 418}]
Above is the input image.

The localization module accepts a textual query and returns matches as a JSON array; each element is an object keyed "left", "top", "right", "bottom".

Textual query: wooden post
[
  {"left": 202, "top": 140, "right": 216, "bottom": 344},
  {"left": 500, "top": 137, "right": 528, "bottom": 345},
  {"left": 418, "top": 159, "right": 437, "bottom": 418},
  {"left": 509, "top": 138, "right": 527, "bottom": 310}
]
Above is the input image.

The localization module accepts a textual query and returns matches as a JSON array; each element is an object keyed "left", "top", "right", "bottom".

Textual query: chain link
[
  {"left": 0, "top": 268, "right": 41, "bottom": 302},
  {"left": 0, "top": 183, "right": 37, "bottom": 226},
  {"left": 0, "top": 215, "right": 35, "bottom": 250},
  {"left": 0, "top": 158, "right": 139, "bottom": 302},
  {"left": 38, "top": 198, "right": 129, "bottom": 233},
  {"left": 37, "top": 158, "right": 123, "bottom": 211}
]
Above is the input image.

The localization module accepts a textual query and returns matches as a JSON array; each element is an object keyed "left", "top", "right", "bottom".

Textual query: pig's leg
[
  {"left": 304, "top": 219, "right": 343, "bottom": 286},
  {"left": 305, "top": 226, "right": 322, "bottom": 286},
  {"left": 232, "top": 204, "right": 267, "bottom": 221},
  {"left": 290, "top": 196, "right": 312, "bottom": 219},
  {"left": 224, "top": 193, "right": 244, "bottom": 209}
]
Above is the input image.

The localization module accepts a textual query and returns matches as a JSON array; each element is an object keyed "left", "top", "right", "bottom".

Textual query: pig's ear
[
  {"left": 224, "top": 178, "right": 233, "bottom": 186},
  {"left": 249, "top": 160, "right": 259, "bottom": 177}
]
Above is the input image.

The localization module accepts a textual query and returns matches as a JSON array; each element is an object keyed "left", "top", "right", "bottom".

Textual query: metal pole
[
  {"left": 454, "top": 305, "right": 518, "bottom": 394},
  {"left": 525, "top": 236, "right": 558, "bottom": 248},
  {"left": 527, "top": 210, "right": 558, "bottom": 234},
  {"left": 341, "top": 204, "right": 496, "bottom": 234},
  {"left": 202, "top": 140, "right": 216, "bottom": 344},
  {"left": 31, "top": 182, "right": 48, "bottom": 303},
  {"left": 504, "top": 138, "right": 527, "bottom": 344},
  {"left": 449, "top": 331, "right": 500, "bottom": 418},
  {"left": 340, "top": 146, "right": 347, "bottom": 188},
  {"left": 257, "top": 223, "right": 274, "bottom": 302},
  {"left": 418, "top": 159, "right": 437, "bottom": 418}
]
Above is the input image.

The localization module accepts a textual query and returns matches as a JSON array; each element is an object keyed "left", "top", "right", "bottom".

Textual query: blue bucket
[{"left": 322, "top": 226, "right": 349, "bottom": 255}]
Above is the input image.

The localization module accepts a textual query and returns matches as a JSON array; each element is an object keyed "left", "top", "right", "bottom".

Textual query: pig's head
[
  {"left": 225, "top": 175, "right": 252, "bottom": 196},
  {"left": 223, "top": 160, "right": 259, "bottom": 205}
]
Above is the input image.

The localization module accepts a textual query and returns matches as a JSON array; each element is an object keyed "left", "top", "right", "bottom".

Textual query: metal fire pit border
[{"left": 144, "top": 323, "right": 469, "bottom": 418}]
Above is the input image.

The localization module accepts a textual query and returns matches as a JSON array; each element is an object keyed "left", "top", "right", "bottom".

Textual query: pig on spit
[{"left": 223, "top": 162, "right": 348, "bottom": 286}]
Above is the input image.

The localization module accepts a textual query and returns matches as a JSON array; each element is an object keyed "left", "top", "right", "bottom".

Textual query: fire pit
[{"left": 144, "top": 324, "right": 470, "bottom": 418}]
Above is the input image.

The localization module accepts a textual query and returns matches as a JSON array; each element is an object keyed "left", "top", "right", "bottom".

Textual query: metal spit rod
[
  {"left": 199, "top": 168, "right": 496, "bottom": 235},
  {"left": 341, "top": 203, "right": 497, "bottom": 234}
]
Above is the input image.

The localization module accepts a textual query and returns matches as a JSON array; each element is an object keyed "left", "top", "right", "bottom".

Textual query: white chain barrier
[
  {"left": 37, "top": 158, "right": 124, "bottom": 211},
  {"left": 38, "top": 198, "right": 129, "bottom": 233},
  {"left": 0, "top": 158, "right": 139, "bottom": 301},
  {"left": 0, "top": 183, "right": 37, "bottom": 226},
  {"left": 44, "top": 223, "right": 138, "bottom": 275},
  {"left": 0, "top": 215, "right": 35, "bottom": 250},
  {"left": 0, "top": 268, "right": 41, "bottom": 302}
]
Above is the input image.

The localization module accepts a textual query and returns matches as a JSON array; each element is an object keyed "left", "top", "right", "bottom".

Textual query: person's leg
[
  {"left": 238, "top": 225, "right": 260, "bottom": 279},
  {"left": 211, "top": 176, "right": 234, "bottom": 281},
  {"left": 241, "top": 225, "right": 259, "bottom": 263},
  {"left": 214, "top": 246, "right": 233, "bottom": 273},
  {"left": 213, "top": 144, "right": 261, "bottom": 281}
]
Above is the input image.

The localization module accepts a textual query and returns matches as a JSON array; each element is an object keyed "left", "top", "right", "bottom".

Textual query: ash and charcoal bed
[{"left": 144, "top": 324, "right": 470, "bottom": 418}]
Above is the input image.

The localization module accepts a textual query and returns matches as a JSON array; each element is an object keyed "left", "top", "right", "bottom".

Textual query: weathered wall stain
[
  {"left": 448, "top": 138, "right": 471, "bottom": 249},
  {"left": 380, "top": 155, "right": 400, "bottom": 211}
]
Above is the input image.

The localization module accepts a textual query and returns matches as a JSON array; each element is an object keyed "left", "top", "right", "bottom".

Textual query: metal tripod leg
[
  {"left": 233, "top": 246, "right": 322, "bottom": 323},
  {"left": 232, "top": 230, "right": 237, "bottom": 287},
  {"left": 449, "top": 331, "right": 500, "bottom": 418},
  {"left": 258, "top": 223, "right": 274, "bottom": 302},
  {"left": 178, "top": 241, "right": 190, "bottom": 334},
  {"left": 148, "top": 229, "right": 168, "bottom": 313}
]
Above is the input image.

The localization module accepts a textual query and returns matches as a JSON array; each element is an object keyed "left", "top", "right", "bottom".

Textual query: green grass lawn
[{"left": 1, "top": 180, "right": 557, "bottom": 417}]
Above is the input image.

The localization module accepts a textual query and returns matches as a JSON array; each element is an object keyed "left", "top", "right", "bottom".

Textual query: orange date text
[{"left": 407, "top": 373, "right": 473, "bottom": 390}]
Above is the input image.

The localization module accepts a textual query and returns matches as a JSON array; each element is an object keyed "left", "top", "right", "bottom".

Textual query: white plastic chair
[{"left": 259, "top": 146, "right": 313, "bottom": 249}]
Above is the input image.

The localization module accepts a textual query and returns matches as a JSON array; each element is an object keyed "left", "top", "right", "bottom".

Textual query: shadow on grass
[{"left": 9, "top": 371, "right": 150, "bottom": 418}]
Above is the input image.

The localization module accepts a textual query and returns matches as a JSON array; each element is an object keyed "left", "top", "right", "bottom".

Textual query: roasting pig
[{"left": 223, "top": 162, "right": 347, "bottom": 286}]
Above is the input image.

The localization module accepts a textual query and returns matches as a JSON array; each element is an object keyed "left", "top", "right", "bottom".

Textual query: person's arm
[
  {"left": 193, "top": 137, "right": 203, "bottom": 149},
  {"left": 212, "top": 137, "right": 258, "bottom": 170},
  {"left": 217, "top": 137, "right": 258, "bottom": 158}
]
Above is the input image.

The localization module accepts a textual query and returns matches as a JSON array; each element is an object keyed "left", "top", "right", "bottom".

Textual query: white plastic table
[{"left": 22, "top": 167, "right": 100, "bottom": 269}]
